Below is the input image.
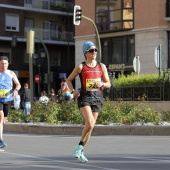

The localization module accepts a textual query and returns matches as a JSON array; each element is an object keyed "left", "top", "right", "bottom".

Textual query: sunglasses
[{"left": 86, "top": 48, "right": 98, "bottom": 53}]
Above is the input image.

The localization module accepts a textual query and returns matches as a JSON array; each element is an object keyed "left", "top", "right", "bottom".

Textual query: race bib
[
  {"left": 0, "top": 89, "right": 10, "bottom": 98},
  {"left": 86, "top": 78, "right": 101, "bottom": 91}
]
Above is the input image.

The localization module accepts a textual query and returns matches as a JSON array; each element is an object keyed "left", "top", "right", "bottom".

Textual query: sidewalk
[{"left": 4, "top": 122, "right": 170, "bottom": 135}]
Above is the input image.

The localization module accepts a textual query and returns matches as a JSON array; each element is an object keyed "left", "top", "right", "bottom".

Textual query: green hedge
[
  {"left": 106, "top": 71, "right": 170, "bottom": 101},
  {"left": 8, "top": 100, "right": 170, "bottom": 125},
  {"left": 114, "top": 72, "right": 164, "bottom": 87}
]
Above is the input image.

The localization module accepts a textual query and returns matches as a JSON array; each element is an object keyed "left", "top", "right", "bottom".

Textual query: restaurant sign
[{"left": 108, "top": 64, "right": 133, "bottom": 70}]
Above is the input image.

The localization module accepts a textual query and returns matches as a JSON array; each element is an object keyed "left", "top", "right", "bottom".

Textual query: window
[
  {"left": 25, "top": 0, "right": 32, "bottom": 4},
  {"left": 25, "top": 0, "right": 32, "bottom": 5},
  {"left": 96, "top": 0, "right": 134, "bottom": 32},
  {"left": 166, "top": 0, "right": 170, "bottom": 17},
  {"left": 42, "top": 0, "right": 49, "bottom": 9},
  {"left": 101, "top": 35, "right": 135, "bottom": 67},
  {"left": 25, "top": 18, "right": 34, "bottom": 28},
  {"left": 123, "top": 0, "right": 133, "bottom": 28},
  {"left": 5, "top": 14, "right": 19, "bottom": 32},
  {"left": 42, "top": 21, "right": 58, "bottom": 40}
]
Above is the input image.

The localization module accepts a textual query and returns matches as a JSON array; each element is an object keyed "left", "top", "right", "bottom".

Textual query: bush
[
  {"left": 8, "top": 109, "right": 24, "bottom": 123},
  {"left": 114, "top": 72, "right": 164, "bottom": 87},
  {"left": 8, "top": 100, "right": 163, "bottom": 125},
  {"left": 97, "top": 100, "right": 161, "bottom": 125},
  {"left": 161, "top": 111, "right": 170, "bottom": 122},
  {"left": 57, "top": 101, "right": 84, "bottom": 124},
  {"left": 109, "top": 71, "right": 170, "bottom": 101}
]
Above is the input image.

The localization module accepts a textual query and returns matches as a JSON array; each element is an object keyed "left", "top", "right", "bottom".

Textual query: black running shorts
[
  {"left": 0, "top": 101, "right": 11, "bottom": 117},
  {"left": 77, "top": 91, "right": 103, "bottom": 112}
]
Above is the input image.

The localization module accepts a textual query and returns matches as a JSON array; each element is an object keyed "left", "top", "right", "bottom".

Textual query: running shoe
[
  {"left": 79, "top": 151, "right": 88, "bottom": 163},
  {"left": 0, "top": 140, "right": 7, "bottom": 148},
  {"left": 73, "top": 145, "right": 83, "bottom": 158}
]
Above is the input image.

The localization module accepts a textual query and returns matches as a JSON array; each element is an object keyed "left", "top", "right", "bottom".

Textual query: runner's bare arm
[
  {"left": 10, "top": 71, "right": 21, "bottom": 97},
  {"left": 100, "top": 63, "right": 111, "bottom": 88},
  {"left": 66, "top": 64, "right": 82, "bottom": 91}
]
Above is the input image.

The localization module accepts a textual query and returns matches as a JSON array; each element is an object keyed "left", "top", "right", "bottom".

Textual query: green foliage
[
  {"left": 8, "top": 100, "right": 163, "bottom": 125},
  {"left": 31, "top": 102, "right": 60, "bottom": 124},
  {"left": 8, "top": 109, "right": 24, "bottom": 122},
  {"left": 161, "top": 111, "right": 170, "bottom": 122},
  {"left": 111, "top": 71, "right": 170, "bottom": 101},
  {"left": 57, "top": 101, "right": 84, "bottom": 124},
  {"left": 97, "top": 101, "right": 161, "bottom": 125},
  {"left": 114, "top": 72, "right": 164, "bottom": 87}
]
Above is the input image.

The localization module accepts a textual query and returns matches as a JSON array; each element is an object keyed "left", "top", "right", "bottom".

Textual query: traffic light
[
  {"left": 44, "top": 73, "right": 48, "bottom": 84},
  {"left": 73, "top": 5, "right": 82, "bottom": 25},
  {"left": 11, "top": 35, "right": 17, "bottom": 47}
]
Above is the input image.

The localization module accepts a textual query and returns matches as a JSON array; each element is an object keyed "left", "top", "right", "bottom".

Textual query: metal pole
[
  {"left": 34, "top": 37, "right": 50, "bottom": 95},
  {"left": 38, "top": 64, "right": 41, "bottom": 96},
  {"left": 159, "top": 44, "right": 162, "bottom": 76},
  {"left": 28, "top": 53, "right": 34, "bottom": 105},
  {"left": 40, "top": 41, "right": 50, "bottom": 94},
  {"left": 82, "top": 15, "right": 101, "bottom": 62}
]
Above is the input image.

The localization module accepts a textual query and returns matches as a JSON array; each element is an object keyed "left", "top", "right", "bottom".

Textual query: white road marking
[{"left": 0, "top": 151, "right": 118, "bottom": 170}]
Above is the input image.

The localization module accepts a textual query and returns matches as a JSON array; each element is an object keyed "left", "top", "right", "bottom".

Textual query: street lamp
[
  {"left": 11, "top": 32, "right": 51, "bottom": 98},
  {"left": 35, "top": 37, "right": 50, "bottom": 94},
  {"left": 34, "top": 50, "right": 46, "bottom": 96}
]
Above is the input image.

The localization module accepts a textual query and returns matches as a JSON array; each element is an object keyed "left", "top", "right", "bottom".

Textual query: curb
[{"left": 4, "top": 123, "right": 170, "bottom": 136}]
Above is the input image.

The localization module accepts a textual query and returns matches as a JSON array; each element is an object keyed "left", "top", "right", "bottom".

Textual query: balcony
[
  {"left": 24, "top": 0, "right": 73, "bottom": 13},
  {"left": 24, "top": 27, "right": 74, "bottom": 43}
]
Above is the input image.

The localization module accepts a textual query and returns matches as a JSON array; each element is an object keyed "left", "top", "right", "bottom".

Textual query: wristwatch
[
  {"left": 71, "top": 89, "right": 75, "bottom": 94},
  {"left": 14, "top": 88, "right": 19, "bottom": 91}
]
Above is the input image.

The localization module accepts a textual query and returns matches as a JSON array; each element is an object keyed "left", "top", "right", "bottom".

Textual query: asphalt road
[{"left": 0, "top": 132, "right": 170, "bottom": 170}]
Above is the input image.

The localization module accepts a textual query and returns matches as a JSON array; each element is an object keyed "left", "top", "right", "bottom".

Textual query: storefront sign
[
  {"left": 108, "top": 64, "right": 125, "bottom": 70},
  {"left": 108, "top": 64, "right": 133, "bottom": 70}
]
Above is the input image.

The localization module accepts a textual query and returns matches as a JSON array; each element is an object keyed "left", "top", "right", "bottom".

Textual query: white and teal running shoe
[
  {"left": 73, "top": 145, "right": 83, "bottom": 158},
  {"left": 73, "top": 145, "right": 88, "bottom": 163},
  {"left": 79, "top": 151, "right": 88, "bottom": 163}
]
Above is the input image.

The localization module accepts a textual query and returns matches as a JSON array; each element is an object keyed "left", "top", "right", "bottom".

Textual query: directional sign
[
  {"left": 133, "top": 55, "right": 140, "bottom": 74},
  {"left": 154, "top": 44, "right": 162, "bottom": 76},
  {"left": 154, "top": 46, "right": 159, "bottom": 68}
]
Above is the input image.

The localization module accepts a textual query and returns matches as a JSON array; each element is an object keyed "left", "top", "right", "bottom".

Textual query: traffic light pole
[{"left": 82, "top": 15, "right": 101, "bottom": 62}]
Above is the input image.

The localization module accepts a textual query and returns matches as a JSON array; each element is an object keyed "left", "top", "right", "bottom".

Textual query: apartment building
[
  {"left": 0, "top": 0, "right": 75, "bottom": 96},
  {"left": 74, "top": 0, "right": 170, "bottom": 88}
]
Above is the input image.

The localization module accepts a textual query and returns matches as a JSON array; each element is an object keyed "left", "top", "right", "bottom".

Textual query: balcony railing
[
  {"left": 24, "top": 0, "right": 73, "bottom": 12},
  {"left": 24, "top": 27, "right": 74, "bottom": 42},
  {"left": 103, "top": 85, "right": 170, "bottom": 101}
]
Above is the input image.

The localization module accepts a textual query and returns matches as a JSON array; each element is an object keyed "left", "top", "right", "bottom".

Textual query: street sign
[
  {"left": 154, "top": 46, "right": 159, "bottom": 68},
  {"left": 35, "top": 74, "right": 41, "bottom": 83},
  {"left": 133, "top": 55, "right": 140, "bottom": 74},
  {"left": 154, "top": 44, "right": 162, "bottom": 76}
]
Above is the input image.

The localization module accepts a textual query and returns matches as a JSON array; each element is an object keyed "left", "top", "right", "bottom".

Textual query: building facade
[
  {"left": 0, "top": 0, "right": 75, "bottom": 96},
  {"left": 74, "top": 0, "right": 170, "bottom": 89}
]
